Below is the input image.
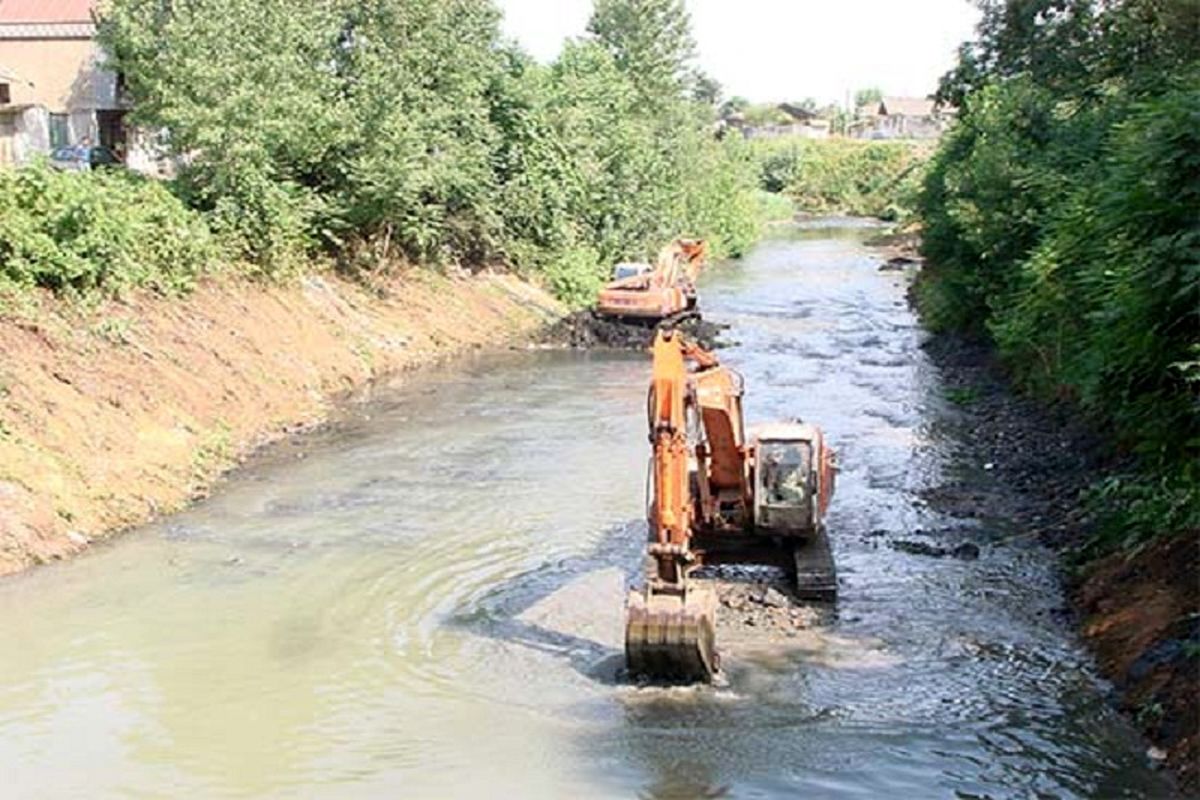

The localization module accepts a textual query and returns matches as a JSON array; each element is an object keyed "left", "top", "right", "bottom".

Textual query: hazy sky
[{"left": 497, "top": 0, "right": 981, "bottom": 105}]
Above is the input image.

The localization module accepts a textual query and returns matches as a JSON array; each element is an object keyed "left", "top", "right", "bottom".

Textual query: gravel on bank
[{"left": 917, "top": 320, "right": 1198, "bottom": 792}]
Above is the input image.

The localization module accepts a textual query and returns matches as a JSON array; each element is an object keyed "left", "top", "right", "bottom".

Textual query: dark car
[{"left": 49, "top": 145, "right": 123, "bottom": 172}]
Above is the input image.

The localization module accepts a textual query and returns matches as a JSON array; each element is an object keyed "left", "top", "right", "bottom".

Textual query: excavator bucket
[{"left": 625, "top": 587, "right": 719, "bottom": 683}]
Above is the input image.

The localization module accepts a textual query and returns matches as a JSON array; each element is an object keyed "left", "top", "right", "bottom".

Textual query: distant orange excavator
[
  {"left": 596, "top": 238, "right": 708, "bottom": 323},
  {"left": 625, "top": 329, "right": 838, "bottom": 683}
]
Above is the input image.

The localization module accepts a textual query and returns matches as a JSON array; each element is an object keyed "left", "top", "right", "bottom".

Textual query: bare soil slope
[{"left": 0, "top": 269, "right": 560, "bottom": 575}]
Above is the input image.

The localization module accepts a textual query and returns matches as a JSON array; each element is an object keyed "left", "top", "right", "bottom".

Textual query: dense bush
[
  {"left": 0, "top": 163, "right": 221, "bottom": 295},
  {"left": 915, "top": 78, "right": 1073, "bottom": 332},
  {"left": 990, "top": 82, "right": 1199, "bottom": 452},
  {"left": 92, "top": 0, "right": 762, "bottom": 302},
  {"left": 478, "top": 33, "right": 763, "bottom": 306},
  {"left": 917, "top": 0, "right": 1200, "bottom": 550},
  {"left": 751, "top": 137, "right": 928, "bottom": 220}
]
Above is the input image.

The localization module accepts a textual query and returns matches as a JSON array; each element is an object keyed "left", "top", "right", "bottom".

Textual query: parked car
[{"left": 49, "top": 145, "right": 122, "bottom": 172}]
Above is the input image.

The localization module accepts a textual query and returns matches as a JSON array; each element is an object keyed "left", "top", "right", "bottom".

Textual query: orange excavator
[
  {"left": 596, "top": 238, "right": 708, "bottom": 322},
  {"left": 625, "top": 329, "right": 837, "bottom": 682}
]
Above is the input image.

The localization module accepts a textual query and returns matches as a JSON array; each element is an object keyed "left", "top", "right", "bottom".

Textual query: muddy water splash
[{"left": 0, "top": 221, "right": 1177, "bottom": 798}]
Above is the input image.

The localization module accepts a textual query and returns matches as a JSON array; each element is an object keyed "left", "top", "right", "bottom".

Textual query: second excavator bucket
[{"left": 625, "top": 587, "right": 718, "bottom": 683}]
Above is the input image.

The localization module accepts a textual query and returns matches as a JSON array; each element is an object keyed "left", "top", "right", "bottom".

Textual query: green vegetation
[
  {"left": 0, "top": 0, "right": 749, "bottom": 307},
  {"left": 0, "top": 163, "right": 220, "bottom": 295},
  {"left": 854, "top": 87, "right": 883, "bottom": 108},
  {"left": 755, "top": 190, "right": 797, "bottom": 224},
  {"left": 916, "top": 0, "right": 1200, "bottom": 553},
  {"left": 751, "top": 137, "right": 929, "bottom": 220},
  {"left": 0, "top": 0, "right": 765, "bottom": 307},
  {"left": 943, "top": 386, "right": 979, "bottom": 407}
]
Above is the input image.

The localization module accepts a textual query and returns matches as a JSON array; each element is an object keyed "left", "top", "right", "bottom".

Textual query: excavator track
[{"left": 625, "top": 587, "right": 718, "bottom": 683}]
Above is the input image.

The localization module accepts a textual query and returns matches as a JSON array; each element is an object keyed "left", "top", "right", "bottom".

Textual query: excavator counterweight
[{"left": 625, "top": 330, "right": 837, "bottom": 683}]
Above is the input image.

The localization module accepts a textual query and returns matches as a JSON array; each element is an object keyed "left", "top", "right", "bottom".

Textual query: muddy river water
[{"left": 0, "top": 222, "right": 1179, "bottom": 798}]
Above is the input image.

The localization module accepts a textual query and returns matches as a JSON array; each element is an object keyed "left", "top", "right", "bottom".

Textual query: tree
[
  {"left": 96, "top": 0, "right": 763, "bottom": 298},
  {"left": 101, "top": 0, "right": 510, "bottom": 264},
  {"left": 328, "top": 0, "right": 508, "bottom": 262},
  {"left": 691, "top": 70, "right": 722, "bottom": 107},
  {"left": 934, "top": 0, "right": 1200, "bottom": 107},
  {"left": 587, "top": 0, "right": 697, "bottom": 108},
  {"left": 741, "top": 103, "right": 787, "bottom": 126},
  {"left": 720, "top": 95, "right": 750, "bottom": 119},
  {"left": 917, "top": 0, "right": 1200, "bottom": 548},
  {"left": 854, "top": 87, "right": 882, "bottom": 109},
  {"left": 99, "top": 0, "right": 349, "bottom": 263}
]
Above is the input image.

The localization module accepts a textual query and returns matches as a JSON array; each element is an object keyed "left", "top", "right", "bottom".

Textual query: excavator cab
[
  {"left": 751, "top": 424, "right": 837, "bottom": 603},
  {"left": 750, "top": 423, "right": 833, "bottom": 536},
  {"left": 755, "top": 438, "right": 815, "bottom": 531}
]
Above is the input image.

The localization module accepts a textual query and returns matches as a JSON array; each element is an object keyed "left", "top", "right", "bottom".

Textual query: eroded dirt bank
[{"left": 0, "top": 269, "right": 561, "bottom": 576}]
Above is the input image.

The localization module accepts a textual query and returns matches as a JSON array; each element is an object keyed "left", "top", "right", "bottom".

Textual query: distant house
[
  {"left": 0, "top": 0, "right": 157, "bottom": 170},
  {"left": 851, "top": 96, "right": 954, "bottom": 140},
  {"left": 742, "top": 103, "right": 831, "bottom": 141}
]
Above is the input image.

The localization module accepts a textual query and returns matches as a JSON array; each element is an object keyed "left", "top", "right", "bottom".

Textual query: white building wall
[
  {"left": 20, "top": 105, "right": 48, "bottom": 157},
  {"left": 7, "top": 105, "right": 50, "bottom": 162}
]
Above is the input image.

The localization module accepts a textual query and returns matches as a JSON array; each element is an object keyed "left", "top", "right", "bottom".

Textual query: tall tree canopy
[
  {"left": 587, "top": 0, "right": 697, "bottom": 108},
  {"left": 98, "top": 0, "right": 762, "bottom": 302},
  {"left": 918, "top": 0, "right": 1200, "bottom": 547},
  {"left": 935, "top": 0, "right": 1200, "bottom": 106}
]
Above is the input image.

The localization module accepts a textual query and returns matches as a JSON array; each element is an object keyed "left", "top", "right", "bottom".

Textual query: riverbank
[
  {"left": 0, "top": 269, "right": 561, "bottom": 576},
  {"left": 912, "top": 288, "right": 1198, "bottom": 792}
]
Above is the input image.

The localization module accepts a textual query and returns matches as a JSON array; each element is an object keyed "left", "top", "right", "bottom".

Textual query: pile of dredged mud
[{"left": 542, "top": 309, "right": 729, "bottom": 350}]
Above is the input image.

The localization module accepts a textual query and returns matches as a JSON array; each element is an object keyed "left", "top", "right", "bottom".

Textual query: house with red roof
[{"left": 0, "top": 0, "right": 151, "bottom": 167}]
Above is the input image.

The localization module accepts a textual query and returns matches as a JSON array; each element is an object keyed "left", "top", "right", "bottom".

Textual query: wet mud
[
  {"left": 542, "top": 308, "right": 729, "bottom": 350},
  {"left": 710, "top": 567, "right": 823, "bottom": 636}
]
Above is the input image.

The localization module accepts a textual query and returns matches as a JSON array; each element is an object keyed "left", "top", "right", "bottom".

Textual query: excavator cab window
[
  {"left": 613, "top": 263, "right": 651, "bottom": 281},
  {"left": 759, "top": 441, "right": 812, "bottom": 508}
]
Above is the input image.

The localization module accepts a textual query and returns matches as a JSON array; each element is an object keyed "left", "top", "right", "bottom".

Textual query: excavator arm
[
  {"left": 627, "top": 330, "right": 732, "bottom": 682},
  {"left": 646, "top": 331, "right": 693, "bottom": 577},
  {"left": 649, "top": 238, "right": 708, "bottom": 290},
  {"left": 645, "top": 330, "right": 745, "bottom": 580}
]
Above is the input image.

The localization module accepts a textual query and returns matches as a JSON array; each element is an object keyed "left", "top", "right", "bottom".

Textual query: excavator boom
[{"left": 625, "top": 331, "right": 728, "bottom": 682}]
